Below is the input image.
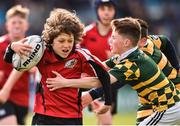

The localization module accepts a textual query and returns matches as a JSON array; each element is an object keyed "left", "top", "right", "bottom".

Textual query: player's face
[
  {"left": 110, "top": 30, "right": 126, "bottom": 55},
  {"left": 97, "top": 5, "right": 115, "bottom": 26},
  {"left": 6, "top": 15, "right": 29, "bottom": 39},
  {"left": 52, "top": 33, "right": 74, "bottom": 58}
]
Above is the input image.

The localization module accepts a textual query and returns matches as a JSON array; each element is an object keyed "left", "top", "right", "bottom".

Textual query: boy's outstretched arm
[{"left": 0, "top": 69, "right": 24, "bottom": 103}]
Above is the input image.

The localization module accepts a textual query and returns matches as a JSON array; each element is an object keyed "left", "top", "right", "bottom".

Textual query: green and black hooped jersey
[
  {"left": 149, "top": 35, "right": 180, "bottom": 71},
  {"left": 135, "top": 35, "right": 180, "bottom": 123},
  {"left": 107, "top": 35, "right": 180, "bottom": 124},
  {"left": 106, "top": 49, "right": 180, "bottom": 123},
  {"left": 145, "top": 35, "right": 180, "bottom": 86},
  {"left": 147, "top": 35, "right": 167, "bottom": 51}
]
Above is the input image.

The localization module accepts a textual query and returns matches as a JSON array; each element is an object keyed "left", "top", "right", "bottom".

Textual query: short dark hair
[
  {"left": 111, "top": 17, "right": 141, "bottom": 46},
  {"left": 136, "top": 18, "right": 149, "bottom": 38},
  {"left": 95, "top": 0, "right": 116, "bottom": 10}
]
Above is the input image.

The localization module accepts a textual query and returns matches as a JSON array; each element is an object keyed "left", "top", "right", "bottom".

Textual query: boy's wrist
[{"left": 9, "top": 43, "right": 15, "bottom": 53}]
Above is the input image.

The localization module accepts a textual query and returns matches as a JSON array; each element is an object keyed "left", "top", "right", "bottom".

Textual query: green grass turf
[
  {"left": 25, "top": 112, "right": 136, "bottom": 125},
  {"left": 83, "top": 112, "right": 136, "bottom": 125}
]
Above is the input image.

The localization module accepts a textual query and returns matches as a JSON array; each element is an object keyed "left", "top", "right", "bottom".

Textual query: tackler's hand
[{"left": 95, "top": 104, "right": 111, "bottom": 115}]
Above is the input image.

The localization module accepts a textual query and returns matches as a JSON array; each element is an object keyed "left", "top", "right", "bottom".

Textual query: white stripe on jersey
[{"left": 76, "top": 48, "right": 99, "bottom": 77}]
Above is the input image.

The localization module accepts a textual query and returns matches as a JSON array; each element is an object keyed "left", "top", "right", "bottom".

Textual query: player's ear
[{"left": 123, "top": 38, "right": 130, "bottom": 47}]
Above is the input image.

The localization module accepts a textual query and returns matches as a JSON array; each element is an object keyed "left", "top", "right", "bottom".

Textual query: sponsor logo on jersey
[{"left": 65, "top": 59, "right": 77, "bottom": 68}]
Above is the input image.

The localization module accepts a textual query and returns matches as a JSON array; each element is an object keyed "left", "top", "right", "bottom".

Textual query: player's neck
[
  {"left": 97, "top": 21, "right": 111, "bottom": 36},
  {"left": 119, "top": 46, "right": 138, "bottom": 60},
  {"left": 8, "top": 34, "right": 25, "bottom": 42}
]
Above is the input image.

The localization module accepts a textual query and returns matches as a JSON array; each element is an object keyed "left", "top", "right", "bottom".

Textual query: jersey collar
[{"left": 119, "top": 46, "right": 138, "bottom": 61}]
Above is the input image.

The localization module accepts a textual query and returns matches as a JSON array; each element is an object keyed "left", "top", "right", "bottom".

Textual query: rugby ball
[{"left": 12, "top": 35, "right": 45, "bottom": 71}]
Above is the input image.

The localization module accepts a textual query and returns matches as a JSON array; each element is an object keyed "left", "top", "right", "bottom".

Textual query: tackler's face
[
  {"left": 52, "top": 33, "right": 74, "bottom": 58},
  {"left": 110, "top": 29, "right": 126, "bottom": 55}
]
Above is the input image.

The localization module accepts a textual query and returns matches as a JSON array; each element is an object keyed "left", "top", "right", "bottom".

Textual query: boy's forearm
[
  {"left": 63, "top": 73, "right": 117, "bottom": 89},
  {"left": 3, "top": 69, "right": 24, "bottom": 92},
  {"left": 65, "top": 77, "right": 101, "bottom": 88}
]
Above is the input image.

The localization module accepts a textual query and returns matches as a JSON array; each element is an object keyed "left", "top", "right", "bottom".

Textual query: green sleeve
[
  {"left": 109, "top": 61, "right": 140, "bottom": 83},
  {"left": 158, "top": 35, "right": 168, "bottom": 51},
  {"left": 105, "top": 55, "right": 119, "bottom": 68}
]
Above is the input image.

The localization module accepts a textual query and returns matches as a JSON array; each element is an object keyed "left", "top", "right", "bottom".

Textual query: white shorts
[{"left": 139, "top": 101, "right": 180, "bottom": 125}]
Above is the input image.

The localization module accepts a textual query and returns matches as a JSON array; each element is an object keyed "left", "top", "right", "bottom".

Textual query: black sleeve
[
  {"left": 89, "top": 81, "right": 125, "bottom": 100},
  {"left": 159, "top": 35, "right": 179, "bottom": 70},
  {"left": 3, "top": 44, "right": 14, "bottom": 63},
  {"left": 88, "top": 60, "right": 112, "bottom": 105}
]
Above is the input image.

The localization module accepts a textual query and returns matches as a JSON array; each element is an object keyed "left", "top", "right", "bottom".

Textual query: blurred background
[{"left": 0, "top": 0, "right": 180, "bottom": 125}]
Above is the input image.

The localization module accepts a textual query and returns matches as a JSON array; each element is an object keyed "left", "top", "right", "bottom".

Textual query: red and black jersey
[
  {"left": 35, "top": 48, "right": 101, "bottom": 118},
  {"left": 0, "top": 35, "right": 30, "bottom": 107},
  {"left": 80, "top": 23, "right": 112, "bottom": 61}
]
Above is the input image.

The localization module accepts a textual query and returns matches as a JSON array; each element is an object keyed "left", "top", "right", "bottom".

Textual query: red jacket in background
[{"left": 80, "top": 23, "right": 112, "bottom": 61}]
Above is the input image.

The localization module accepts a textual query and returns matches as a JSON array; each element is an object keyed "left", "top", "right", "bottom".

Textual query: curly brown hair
[{"left": 42, "top": 8, "right": 84, "bottom": 45}]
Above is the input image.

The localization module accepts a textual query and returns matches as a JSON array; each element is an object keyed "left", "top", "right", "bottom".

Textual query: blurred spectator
[
  {"left": 0, "top": 0, "right": 179, "bottom": 69},
  {"left": 0, "top": 5, "right": 31, "bottom": 125},
  {"left": 80, "top": 0, "right": 118, "bottom": 125}
]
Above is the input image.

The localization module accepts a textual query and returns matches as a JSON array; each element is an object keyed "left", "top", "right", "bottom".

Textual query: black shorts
[
  {"left": 32, "top": 113, "right": 82, "bottom": 125},
  {"left": 0, "top": 101, "right": 28, "bottom": 125}
]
